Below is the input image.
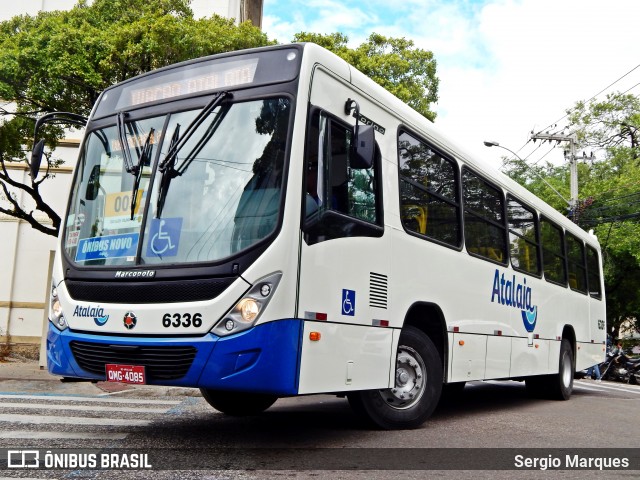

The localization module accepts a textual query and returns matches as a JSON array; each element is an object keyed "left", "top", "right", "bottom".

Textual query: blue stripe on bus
[{"left": 46, "top": 319, "right": 302, "bottom": 396}]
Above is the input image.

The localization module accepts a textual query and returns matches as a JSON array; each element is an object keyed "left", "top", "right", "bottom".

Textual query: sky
[{"left": 260, "top": 0, "right": 640, "bottom": 171}]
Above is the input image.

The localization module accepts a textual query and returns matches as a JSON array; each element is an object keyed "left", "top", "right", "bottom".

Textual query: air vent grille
[{"left": 369, "top": 272, "right": 388, "bottom": 309}]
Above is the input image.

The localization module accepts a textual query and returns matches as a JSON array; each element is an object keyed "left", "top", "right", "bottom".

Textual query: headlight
[
  {"left": 49, "top": 283, "right": 68, "bottom": 330},
  {"left": 211, "top": 272, "right": 282, "bottom": 336}
]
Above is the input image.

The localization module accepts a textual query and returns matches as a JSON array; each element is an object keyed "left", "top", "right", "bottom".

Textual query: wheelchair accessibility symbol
[
  {"left": 342, "top": 289, "right": 356, "bottom": 316},
  {"left": 146, "top": 217, "right": 182, "bottom": 257}
]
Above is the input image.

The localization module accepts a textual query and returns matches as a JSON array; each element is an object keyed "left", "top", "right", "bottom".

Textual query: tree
[
  {"left": 0, "top": 0, "right": 272, "bottom": 235},
  {"left": 1, "top": 3, "right": 440, "bottom": 237},
  {"left": 503, "top": 92, "right": 640, "bottom": 339},
  {"left": 292, "top": 32, "right": 439, "bottom": 122}
]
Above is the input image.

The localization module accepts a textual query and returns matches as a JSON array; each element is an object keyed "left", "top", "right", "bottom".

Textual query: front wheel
[
  {"left": 348, "top": 326, "right": 442, "bottom": 429},
  {"left": 200, "top": 388, "right": 277, "bottom": 416}
]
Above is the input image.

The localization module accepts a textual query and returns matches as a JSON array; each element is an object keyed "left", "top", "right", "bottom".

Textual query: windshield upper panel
[{"left": 64, "top": 97, "right": 291, "bottom": 267}]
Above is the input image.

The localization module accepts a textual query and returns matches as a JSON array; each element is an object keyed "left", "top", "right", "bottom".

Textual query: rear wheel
[
  {"left": 347, "top": 326, "right": 442, "bottom": 429},
  {"left": 200, "top": 388, "right": 277, "bottom": 416},
  {"left": 525, "top": 338, "right": 574, "bottom": 400}
]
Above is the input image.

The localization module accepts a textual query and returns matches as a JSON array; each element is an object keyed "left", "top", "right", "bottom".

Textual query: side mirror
[
  {"left": 30, "top": 111, "right": 88, "bottom": 180},
  {"left": 85, "top": 164, "right": 101, "bottom": 201},
  {"left": 351, "top": 124, "right": 374, "bottom": 169},
  {"left": 30, "top": 139, "right": 45, "bottom": 179},
  {"left": 344, "top": 98, "right": 375, "bottom": 170}
]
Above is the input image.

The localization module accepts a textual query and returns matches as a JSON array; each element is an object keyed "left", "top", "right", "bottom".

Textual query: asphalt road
[{"left": 0, "top": 374, "right": 638, "bottom": 479}]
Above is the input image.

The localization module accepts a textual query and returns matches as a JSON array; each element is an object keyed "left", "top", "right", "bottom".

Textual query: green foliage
[
  {"left": 0, "top": 0, "right": 272, "bottom": 235},
  {"left": 505, "top": 92, "right": 640, "bottom": 338},
  {"left": 1, "top": 2, "right": 440, "bottom": 238},
  {"left": 293, "top": 32, "right": 439, "bottom": 121}
]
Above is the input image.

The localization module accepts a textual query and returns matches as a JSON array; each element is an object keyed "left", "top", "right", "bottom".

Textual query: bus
[{"left": 34, "top": 43, "right": 606, "bottom": 429}]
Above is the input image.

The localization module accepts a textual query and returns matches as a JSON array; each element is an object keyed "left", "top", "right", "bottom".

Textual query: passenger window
[
  {"left": 398, "top": 131, "right": 460, "bottom": 247},
  {"left": 540, "top": 218, "right": 567, "bottom": 285},
  {"left": 463, "top": 168, "right": 507, "bottom": 264},
  {"left": 566, "top": 234, "right": 587, "bottom": 293},
  {"left": 507, "top": 196, "right": 540, "bottom": 275},
  {"left": 586, "top": 245, "right": 602, "bottom": 299},
  {"left": 303, "top": 109, "right": 382, "bottom": 244}
]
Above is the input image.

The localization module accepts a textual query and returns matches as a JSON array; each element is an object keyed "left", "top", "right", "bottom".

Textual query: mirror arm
[
  {"left": 30, "top": 112, "right": 88, "bottom": 180},
  {"left": 344, "top": 98, "right": 361, "bottom": 142}
]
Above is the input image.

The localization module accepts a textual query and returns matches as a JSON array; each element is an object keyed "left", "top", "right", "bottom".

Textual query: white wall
[{"left": 0, "top": 143, "right": 77, "bottom": 345}]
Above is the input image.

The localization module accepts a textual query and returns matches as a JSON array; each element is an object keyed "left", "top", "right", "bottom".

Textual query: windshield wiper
[
  {"left": 156, "top": 125, "right": 180, "bottom": 220},
  {"left": 155, "top": 91, "right": 232, "bottom": 218},
  {"left": 130, "top": 127, "right": 154, "bottom": 220},
  {"left": 117, "top": 112, "right": 135, "bottom": 174}
]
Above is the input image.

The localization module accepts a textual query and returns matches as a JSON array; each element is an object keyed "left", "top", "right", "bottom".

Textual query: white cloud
[{"left": 264, "top": 0, "right": 640, "bottom": 172}]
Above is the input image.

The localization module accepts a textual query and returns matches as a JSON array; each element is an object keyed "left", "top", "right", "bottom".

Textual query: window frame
[
  {"left": 540, "top": 215, "right": 568, "bottom": 287},
  {"left": 586, "top": 244, "right": 603, "bottom": 300},
  {"left": 565, "top": 232, "right": 588, "bottom": 295},
  {"left": 461, "top": 166, "right": 508, "bottom": 266},
  {"left": 301, "top": 106, "right": 384, "bottom": 245},
  {"left": 396, "top": 127, "right": 463, "bottom": 250},
  {"left": 506, "top": 194, "right": 542, "bottom": 277}
]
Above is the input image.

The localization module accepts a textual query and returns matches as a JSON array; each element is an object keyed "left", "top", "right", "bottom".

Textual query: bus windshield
[{"left": 65, "top": 97, "right": 291, "bottom": 267}]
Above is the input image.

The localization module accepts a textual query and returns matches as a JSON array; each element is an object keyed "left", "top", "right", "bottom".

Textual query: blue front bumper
[{"left": 47, "top": 318, "right": 303, "bottom": 395}]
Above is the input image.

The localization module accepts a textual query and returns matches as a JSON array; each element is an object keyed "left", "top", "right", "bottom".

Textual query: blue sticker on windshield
[
  {"left": 76, "top": 233, "right": 139, "bottom": 262},
  {"left": 146, "top": 218, "right": 183, "bottom": 257}
]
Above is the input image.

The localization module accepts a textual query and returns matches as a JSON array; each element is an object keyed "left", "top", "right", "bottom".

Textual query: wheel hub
[{"left": 379, "top": 346, "right": 426, "bottom": 409}]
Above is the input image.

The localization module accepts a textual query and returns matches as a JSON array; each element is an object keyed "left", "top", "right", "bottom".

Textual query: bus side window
[
  {"left": 507, "top": 195, "right": 541, "bottom": 275},
  {"left": 540, "top": 217, "right": 567, "bottom": 285},
  {"left": 398, "top": 130, "right": 460, "bottom": 247},
  {"left": 566, "top": 233, "right": 587, "bottom": 294},
  {"left": 303, "top": 109, "right": 382, "bottom": 244},
  {"left": 462, "top": 168, "right": 507, "bottom": 264},
  {"left": 586, "top": 245, "right": 602, "bottom": 299}
]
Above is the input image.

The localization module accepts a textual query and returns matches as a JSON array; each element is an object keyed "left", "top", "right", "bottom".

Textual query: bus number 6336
[{"left": 162, "top": 313, "right": 203, "bottom": 328}]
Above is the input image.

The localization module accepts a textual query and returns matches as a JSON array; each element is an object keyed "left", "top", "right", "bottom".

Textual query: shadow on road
[{"left": 137, "top": 380, "right": 561, "bottom": 446}]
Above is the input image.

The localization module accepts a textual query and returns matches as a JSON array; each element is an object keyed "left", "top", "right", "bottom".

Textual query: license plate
[{"left": 105, "top": 363, "right": 146, "bottom": 384}]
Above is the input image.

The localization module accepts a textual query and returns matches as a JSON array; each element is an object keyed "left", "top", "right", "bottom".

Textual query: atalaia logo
[
  {"left": 73, "top": 305, "right": 109, "bottom": 326},
  {"left": 490, "top": 269, "right": 538, "bottom": 332}
]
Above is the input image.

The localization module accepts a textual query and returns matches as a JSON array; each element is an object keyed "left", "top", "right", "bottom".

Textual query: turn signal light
[{"left": 309, "top": 332, "right": 321, "bottom": 341}]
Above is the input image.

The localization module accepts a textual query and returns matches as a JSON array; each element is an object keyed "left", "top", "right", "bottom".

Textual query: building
[{"left": 0, "top": 0, "right": 262, "bottom": 361}]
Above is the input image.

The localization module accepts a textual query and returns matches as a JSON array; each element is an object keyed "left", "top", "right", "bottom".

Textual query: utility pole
[
  {"left": 530, "top": 132, "right": 578, "bottom": 218},
  {"left": 241, "top": 0, "right": 263, "bottom": 28}
]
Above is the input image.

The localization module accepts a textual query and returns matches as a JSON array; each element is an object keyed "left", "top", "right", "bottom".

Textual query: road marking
[
  {"left": 0, "top": 414, "right": 150, "bottom": 426},
  {"left": 0, "top": 430, "right": 128, "bottom": 440},
  {"left": 0, "top": 394, "right": 180, "bottom": 405},
  {"left": 574, "top": 380, "right": 640, "bottom": 395},
  {"left": 0, "top": 402, "right": 168, "bottom": 414}
]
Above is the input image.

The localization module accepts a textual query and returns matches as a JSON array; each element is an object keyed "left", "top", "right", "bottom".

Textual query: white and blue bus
[{"left": 36, "top": 43, "right": 606, "bottom": 429}]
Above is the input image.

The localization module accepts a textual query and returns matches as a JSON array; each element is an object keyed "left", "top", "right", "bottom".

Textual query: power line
[
  {"left": 535, "top": 63, "right": 640, "bottom": 137},
  {"left": 514, "top": 63, "right": 640, "bottom": 155}
]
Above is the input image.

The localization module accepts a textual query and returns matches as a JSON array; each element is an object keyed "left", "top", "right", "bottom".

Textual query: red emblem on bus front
[{"left": 123, "top": 311, "right": 137, "bottom": 330}]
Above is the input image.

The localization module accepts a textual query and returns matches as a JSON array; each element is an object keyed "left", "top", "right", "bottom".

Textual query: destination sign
[
  {"left": 121, "top": 58, "right": 259, "bottom": 108},
  {"left": 93, "top": 48, "right": 301, "bottom": 118}
]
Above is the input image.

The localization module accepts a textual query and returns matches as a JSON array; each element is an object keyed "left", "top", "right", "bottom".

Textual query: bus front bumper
[{"left": 46, "top": 318, "right": 302, "bottom": 396}]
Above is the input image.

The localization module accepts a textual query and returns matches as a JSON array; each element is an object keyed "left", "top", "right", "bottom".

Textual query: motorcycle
[{"left": 600, "top": 351, "right": 640, "bottom": 384}]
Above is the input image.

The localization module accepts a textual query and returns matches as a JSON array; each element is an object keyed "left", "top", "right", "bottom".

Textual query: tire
[
  {"left": 347, "top": 326, "right": 442, "bottom": 429},
  {"left": 200, "top": 388, "right": 277, "bottom": 416},
  {"left": 525, "top": 338, "right": 574, "bottom": 400}
]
